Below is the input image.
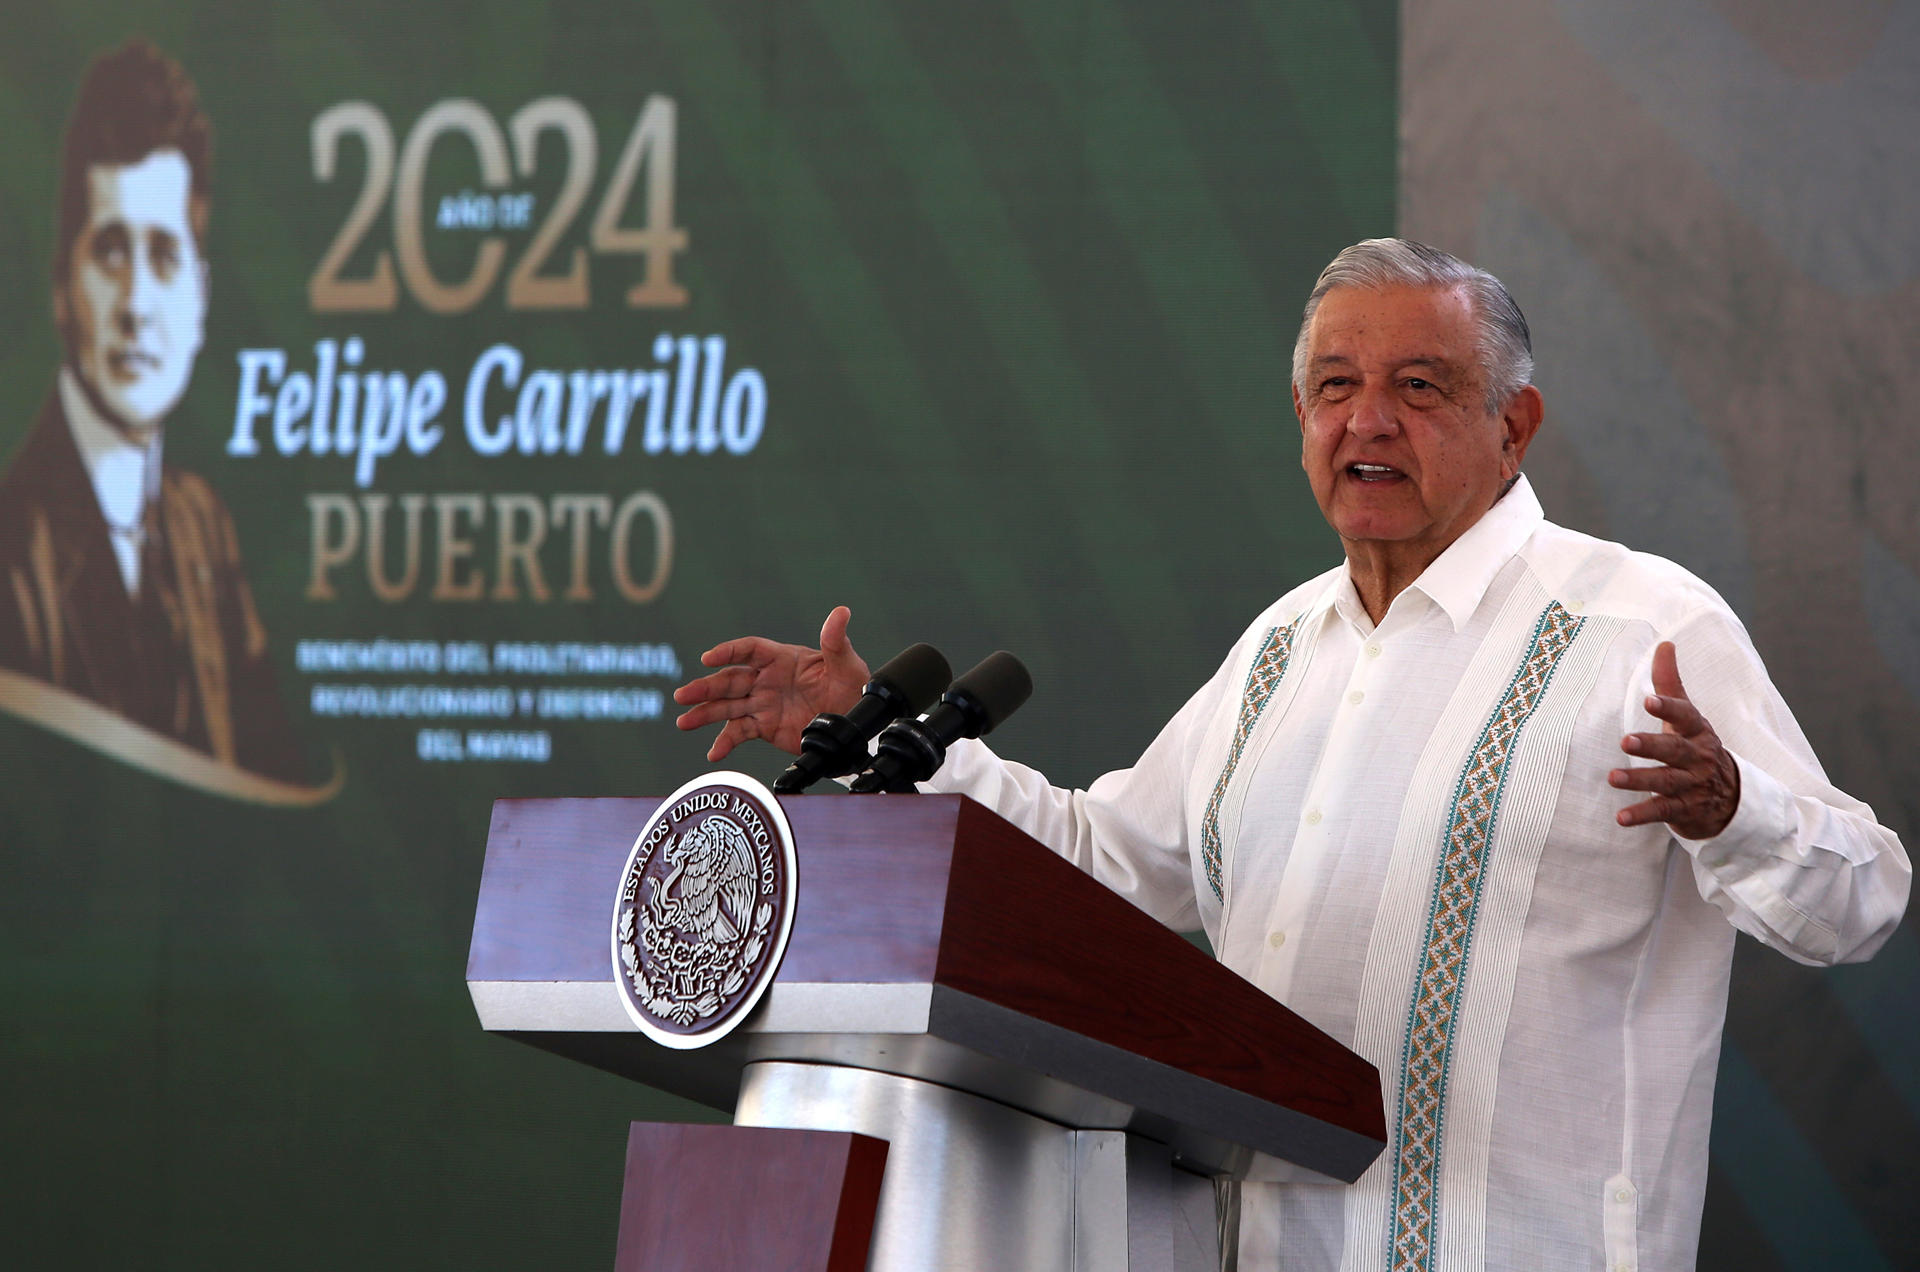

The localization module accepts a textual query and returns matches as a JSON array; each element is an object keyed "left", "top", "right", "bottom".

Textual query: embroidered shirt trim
[
  {"left": 1200, "top": 619, "right": 1300, "bottom": 902},
  {"left": 1384, "top": 600, "right": 1586, "bottom": 1272}
]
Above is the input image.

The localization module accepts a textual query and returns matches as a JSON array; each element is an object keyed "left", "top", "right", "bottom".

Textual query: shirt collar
[
  {"left": 59, "top": 364, "right": 163, "bottom": 535},
  {"left": 1325, "top": 475, "right": 1545, "bottom": 634},
  {"left": 1407, "top": 475, "right": 1543, "bottom": 629}
]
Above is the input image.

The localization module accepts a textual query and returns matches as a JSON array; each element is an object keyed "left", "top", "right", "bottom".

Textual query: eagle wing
[{"left": 711, "top": 819, "right": 758, "bottom": 943}]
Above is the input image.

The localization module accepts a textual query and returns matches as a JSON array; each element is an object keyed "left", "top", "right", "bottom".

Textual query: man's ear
[
  {"left": 1501, "top": 385, "right": 1544, "bottom": 478},
  {"left": 1292, "top": 381, "right": 1306, "bottom": 429}
]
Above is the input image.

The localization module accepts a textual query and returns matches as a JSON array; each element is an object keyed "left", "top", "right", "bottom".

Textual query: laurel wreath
[{"left": 619, "top": 892, "right": 778, "bottom": 1027}]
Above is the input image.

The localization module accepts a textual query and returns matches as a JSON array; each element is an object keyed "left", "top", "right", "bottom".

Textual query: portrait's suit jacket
[{"left": 0, "top": 391, "right": 303, "bottom": 780}]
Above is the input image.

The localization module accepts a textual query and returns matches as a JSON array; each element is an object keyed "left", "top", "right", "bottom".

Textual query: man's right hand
[{"left": 672, "top": 606, "right": 870, "bottom": 762}]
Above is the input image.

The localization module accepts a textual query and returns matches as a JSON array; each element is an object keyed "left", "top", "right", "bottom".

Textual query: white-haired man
[{"left": 674, "top": 238, "right": 1909, "bottom": 1270}]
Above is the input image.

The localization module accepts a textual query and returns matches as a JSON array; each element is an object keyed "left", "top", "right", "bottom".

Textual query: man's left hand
[{"left": 1610, "top": 641, "right": 1741, "bottom": 839}]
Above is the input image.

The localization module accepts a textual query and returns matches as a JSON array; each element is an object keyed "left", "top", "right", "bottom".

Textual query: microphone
[
  {"left": 771, "top": 643, "right": 953, "bottom": 793},
  {"left": 848, "top": 651, "right": 1032, "bottom": 793}
]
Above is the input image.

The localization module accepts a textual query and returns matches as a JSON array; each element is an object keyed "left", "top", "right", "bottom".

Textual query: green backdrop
[{"left": 0, "top": 2, "right": 1393, "bottom": 1265}]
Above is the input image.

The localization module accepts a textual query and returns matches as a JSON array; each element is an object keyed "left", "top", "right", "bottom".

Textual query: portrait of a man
[{"left": 0, "top": 39, "right": 304, "bottom": 785}]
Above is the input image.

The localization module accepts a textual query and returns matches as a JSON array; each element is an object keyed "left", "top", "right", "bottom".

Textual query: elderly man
[
  {"left": 674, "top": 239, "right": 1909, "bottom": 1270},
  {"left": 0, "top": 40, "right": 301, "bottom": 784}
]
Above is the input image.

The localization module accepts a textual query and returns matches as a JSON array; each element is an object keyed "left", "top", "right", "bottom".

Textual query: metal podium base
[{"left": 735, "top": 1060, "right": 1221, "bottom": 1271}]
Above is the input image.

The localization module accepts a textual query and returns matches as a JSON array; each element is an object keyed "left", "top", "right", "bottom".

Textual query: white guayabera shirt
[{"left": 924, "top": 477, "right": 1909, "bottom": 1272}]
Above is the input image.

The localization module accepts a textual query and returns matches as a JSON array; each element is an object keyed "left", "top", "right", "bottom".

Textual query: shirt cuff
[
  {"left": 1675, "top": 751, "right": 1792, "bottom": 864},
  {"left": 1677, "top": 752, "right": 1839, "bottom": 962}
]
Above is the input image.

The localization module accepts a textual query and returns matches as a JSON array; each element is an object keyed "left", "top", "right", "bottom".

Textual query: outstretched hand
[
  {"left": 1609, "top": 641, "right": 1740, "bottom": 840},
  {"left": 672, "top": 606, "right": 870, "bottom": 762}
]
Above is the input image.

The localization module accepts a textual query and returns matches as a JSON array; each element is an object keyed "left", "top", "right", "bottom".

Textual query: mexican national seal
[{"left": 611, "top": 771, "right": 796, "bottom": 1048}]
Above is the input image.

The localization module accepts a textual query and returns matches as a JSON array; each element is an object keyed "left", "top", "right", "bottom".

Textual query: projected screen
[{"left": 0, "top": 4, "right": 1394, "bottom": 1267}]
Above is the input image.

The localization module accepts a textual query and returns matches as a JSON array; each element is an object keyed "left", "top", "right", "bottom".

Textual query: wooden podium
[{"left": 468, "top": 793, "right": 1385, "bottom": 1270}]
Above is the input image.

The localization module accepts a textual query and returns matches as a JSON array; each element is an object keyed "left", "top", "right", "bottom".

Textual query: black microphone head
[
  {"left": 945, "top": 651, "right": 1032, "bottom": 736},
  {"left": 868, "top": 643, "right": 953, "bottom": 714}
]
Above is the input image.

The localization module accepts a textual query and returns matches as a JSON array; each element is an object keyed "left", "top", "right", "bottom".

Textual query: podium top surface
[{"left": 469, "top": 792, "right": 1385, "bottom": 1182}]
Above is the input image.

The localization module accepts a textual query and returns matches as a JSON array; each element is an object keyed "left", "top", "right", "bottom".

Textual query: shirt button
[
  {"left": 1268, "top": 930, "right": 1287, "bottom": 950},
  {"left": 1347, "top": 690, "right": 1365, "bottom": 705},
  {"left": 1614, "top": 1188, "right": 1631, "bottom": 1203},
  {"left": 1366, "top": 644, "right": 1382, "bottom": 659},
  {"left": 1304, "top": 809, "right": 1323, "bottom": 826}
]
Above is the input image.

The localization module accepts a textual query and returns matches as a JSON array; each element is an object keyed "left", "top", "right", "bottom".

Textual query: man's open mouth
[{"left": 1347, "top": 463, "right": 1402, "bottom": 482}]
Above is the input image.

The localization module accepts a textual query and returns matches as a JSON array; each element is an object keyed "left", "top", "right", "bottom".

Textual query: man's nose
[
  {"left": 116, "top": 250, "right": 158, "bottom": 333},
  {"left": 1347, "top": 387, "right": 1400, "bottom": 438}
]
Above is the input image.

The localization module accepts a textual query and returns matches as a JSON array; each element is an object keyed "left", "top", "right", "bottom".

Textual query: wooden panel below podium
[{"left": 613, "top": 1123, "right": 889, "bottom": 1272}]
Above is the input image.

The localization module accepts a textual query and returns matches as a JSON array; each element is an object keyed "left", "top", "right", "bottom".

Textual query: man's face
[
  {"left": 57, "top": 149, "right": 206, "bottom": 434},
  {"left": 1293, "top": 283, "right": 1538, "bottom": 566}
]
